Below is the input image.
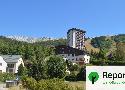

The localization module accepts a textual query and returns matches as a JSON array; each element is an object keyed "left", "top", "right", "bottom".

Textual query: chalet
[
  {"left": 55, "top": 45, "right": 90, "bottom": 65},
  {"left": 0, "top": 55, "right": 24, "bottom": 73}
]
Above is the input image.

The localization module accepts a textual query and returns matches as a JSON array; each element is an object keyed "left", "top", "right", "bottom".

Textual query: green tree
[
  {"left": 66, "top": 60, "right": 79, "bottom": 71},
  {"left": 46, "top": 55, "right": 66, "bottom": 79},
  {"left": 116, "top": 42, "right": 125, "bottom": 61},
  {"left": 77, "top": 66, "right": 86, "bottom": 81},
  {"left": 27, "top": 48, "right": 47, "bottom": 81},
  {"left": 98, "top": 49, "right": 105, "bottom": 59},
  {"left": 91, "top": 36, "right": 112, "bottom": 50},
  {"left": 18, "top": 64, "right": 27, "bottom": 76}
]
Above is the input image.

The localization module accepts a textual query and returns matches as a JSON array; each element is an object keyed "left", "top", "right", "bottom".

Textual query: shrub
[
  {"left": 0, "top": 73, "right": 15, "bottom": 82},
  {"left": 65, "top": 74, "right": 76, "bottom": 81},
  {"left": 106, "top": 61, "right": 125, "bottom": 66},
  {"left": 22, "top": 76, "right": 37, "bottom": 90},
  {"left": 90, "top": 60, "right": 125, "bottom": 66},
  {"left": 21, "top": 77, "right": 83, "bottom": 90},
  {"left": 76, "top": 67, "right": 86, "bottom": 81},
  {"left": 90, "top": 60, "right": 103, "bottom": 65}
]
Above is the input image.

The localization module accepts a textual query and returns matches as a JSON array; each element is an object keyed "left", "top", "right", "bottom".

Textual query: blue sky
[{"left": 0, "top": 0, "right": 125, "bottom": 38}]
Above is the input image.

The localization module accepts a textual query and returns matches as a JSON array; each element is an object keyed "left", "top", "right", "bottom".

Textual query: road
[{"left": 0, "top": 84, "right": 8, "bottom": 90}]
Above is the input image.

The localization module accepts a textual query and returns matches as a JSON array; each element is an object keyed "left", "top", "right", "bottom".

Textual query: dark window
[
  {"left": 72, "top": 54, "right": 74, "bottom": 57},
  {"left": 68, "top": 54, "right": 70, "bottom": 56},
  {"left": 62, "top": 51, "right": 64, "bottom": 54},
  {"left": 8, "top": 64, "right": 14, "bottom": 68},
  {"left": 0, "top": 63, "right": 2, "bottom": 66},
  {"left": 87, "top": 59, "right": 89, "bottom": 62},
  {"left": 8, "top": 69, "right": 13, "bottom": 73}
]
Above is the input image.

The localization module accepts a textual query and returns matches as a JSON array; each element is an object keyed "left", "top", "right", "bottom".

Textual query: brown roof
[{"left": 55, "top": 45, "right": 85, "bottom": 56}]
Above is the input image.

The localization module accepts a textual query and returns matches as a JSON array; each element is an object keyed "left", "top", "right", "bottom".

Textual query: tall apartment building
[{"left": 67, "top": 28, "right": 86, "bottom": 50}]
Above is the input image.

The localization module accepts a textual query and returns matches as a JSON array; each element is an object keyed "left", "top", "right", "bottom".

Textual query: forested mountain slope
[{"left": 0, "top": 34, "right": 125, "bottom": 61}]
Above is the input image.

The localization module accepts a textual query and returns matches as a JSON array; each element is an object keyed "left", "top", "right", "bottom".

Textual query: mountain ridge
[
  {"left": 1, "top": 34, "right": 125, "bottom": 54},
  {"left": 5, "top": 35, "right": 62, "bottom": 43}
]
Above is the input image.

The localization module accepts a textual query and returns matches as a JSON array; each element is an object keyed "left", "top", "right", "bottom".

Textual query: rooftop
[
  {"left": 1, "top": 55, "right": 22, "bottom": 63},
  {"left": 55, "top": 45, "right": 86, "bottom": 56},
  {"left": 67, "top": 28, "right": 86, "bottom": 34}
]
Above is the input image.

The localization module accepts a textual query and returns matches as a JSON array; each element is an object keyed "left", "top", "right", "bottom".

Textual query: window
[
  {"left": 62, "top": 48, "right": 64, "bottom": 49},
  {"left": 9, "top": 69, "right": 14, "bottom": 73},
  {"left": 68, "top": 54, "right": 70, "bottom": 56},
  {"left": 0, "top": 63, "right": 2, "bottom": 66},
  {"left": 7, "top": 64, "right": 14, "bottom": 68},
  {"left": 72, "top": 59, "right": 74, "bottom": 60},
  {"left": 72, "top": 54, "right": 74, "bottom": 57}
]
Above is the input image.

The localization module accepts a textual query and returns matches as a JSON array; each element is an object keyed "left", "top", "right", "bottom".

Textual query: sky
[{"left": 0, "top": 0, "right": 125, "bottom": 38}]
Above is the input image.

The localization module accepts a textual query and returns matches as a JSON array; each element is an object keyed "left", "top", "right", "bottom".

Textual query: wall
[
  {"left": 58, "top": 54, "right": 90, "bottom": 64},
  {"left": 84, "top": 55, "right": 90, "bottom": 64},
  {"left": 15, "top": 58, "right": 24, "bottom": 73},
  {"left": 0, "top": 56, "right": 7, "bottom": 73}
]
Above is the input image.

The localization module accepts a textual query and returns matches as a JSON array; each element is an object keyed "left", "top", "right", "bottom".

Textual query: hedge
[{"left": 0, "top": 73, "right": 15, "bottom": 82}]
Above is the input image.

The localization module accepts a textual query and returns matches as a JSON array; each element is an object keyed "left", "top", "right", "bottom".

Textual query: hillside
[
  {"left": 89, "top": 34, "right": 125, "bottom": 54},
  {"left": 85, "top": 39, "right": 100, "bottom": 53},
  {"left": 0, "top": 36, "right": 54, "bottom": 61},
  {"left": 0, "top": 34, "right": 125, "bottom": 56}
]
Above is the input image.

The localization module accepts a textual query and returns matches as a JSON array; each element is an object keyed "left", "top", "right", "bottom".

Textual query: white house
[
  {"left": 1, "top": 55, "right": 24, "bottom": 73},
  {"left": 58, "top": 54, "right": 90, "bottom": 64},
  {"left": 55, "top": 45, "right": 90, "bottom": 65},
  {"left": 0, "top": 56, "right": 7, "bottom": 73}
]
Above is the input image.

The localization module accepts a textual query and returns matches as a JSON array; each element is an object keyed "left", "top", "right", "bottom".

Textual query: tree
[
  {"left": 116, "top": 42, "right": 125, "bottom": 61},
  {"left": 98, "top": 49, "right": 105, "bottom": 59},
  {"left": 18, "top": 64, "right": 27, "bottom": 76},
  {"left": 28, "top": 61, "right": 47, "bottom": 81},
  {"left": 27, "top": 48, "right": 47, "bottom": 81},
  {"left": 46, "top": 55, "right": 66, "bottom": 79},
  {"left": 66, "top": 60, "right": 79, "bottom": 71},
  {"left": 77, "top": 66, "right": 86, "bottom": 81},
  {"left": 114, "top": 34, "right": 125, "bottom": 43},
  {"left": 91, "top": 36, "right": 112, "bottom": 50}
]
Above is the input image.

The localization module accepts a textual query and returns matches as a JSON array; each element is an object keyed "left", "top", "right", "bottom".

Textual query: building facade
[
  {"left": 55, "top": 45, "right": 90, "bottom": 65},
  {"left": 0, "top": 56, "right": 7, "bottom": 73},
  {"left": 67, "top": 28, "right": 86, "bottom": 50},
  {"left": 0, "top": 55, "right": 24, "bottom": 73}
]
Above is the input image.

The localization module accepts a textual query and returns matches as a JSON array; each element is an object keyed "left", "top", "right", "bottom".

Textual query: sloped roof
[
  {"left": 55, "top": 45, "right": 86, "bottom": 56},
  {"left": 1, "top": 55, "right": 22, "bottom": 63}
]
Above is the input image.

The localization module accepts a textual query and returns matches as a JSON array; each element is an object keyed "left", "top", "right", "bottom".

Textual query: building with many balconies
[{"left": 67, "top": 28, "right": 86, "bottom": 50}]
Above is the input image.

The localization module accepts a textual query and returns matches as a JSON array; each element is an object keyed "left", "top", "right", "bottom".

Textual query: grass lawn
[{"left": 66, "top": 81, "right": 86, "bottom": 90}]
